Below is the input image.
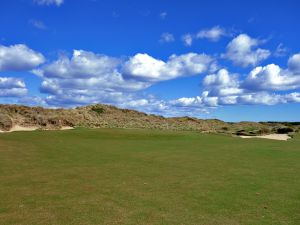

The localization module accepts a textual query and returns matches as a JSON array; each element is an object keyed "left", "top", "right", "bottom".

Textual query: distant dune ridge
[{"left": 0, "top": 104, "right": 298, "bottom": 136}]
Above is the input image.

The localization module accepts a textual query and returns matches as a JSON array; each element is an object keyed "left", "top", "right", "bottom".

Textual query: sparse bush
[
  {"left": 221, "top": 127, "right": 229, "bottom": 131},
  {"left": 257, "top": 128, "right": 270, "bottom": 135},
  {"left": 91, "top": 106, "right": 105, "bottom": 114},
  {"left": 0, "top": 114, "right": 13, "bottom": 131},
  {"left": 277, "top": 127, "right": 294, "bottom": 134},
  {"left": 236, "top": 130, "right": 247, "bottom": 135}
]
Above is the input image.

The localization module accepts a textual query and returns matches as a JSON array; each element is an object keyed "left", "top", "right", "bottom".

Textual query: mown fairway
[{"left": 0, "top": 128, "right": 300, "bottom": 225}]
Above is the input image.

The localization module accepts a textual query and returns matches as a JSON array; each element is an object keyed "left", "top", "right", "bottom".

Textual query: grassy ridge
[
  {"left": 0, "top": 104, "right": 273, "bottom": 134},
  {"left": 1, "top": 129, "right": 300, "bottom": 225}
]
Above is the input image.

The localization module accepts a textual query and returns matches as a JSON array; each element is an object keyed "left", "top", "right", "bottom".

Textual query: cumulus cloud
[
  {"left": 0, "top": 77, "right": 28, "bottom": 97},
  {"left": 24, "top": 47, "right": 300, "bottom": 114},
  {"left": 37, "top": 50, "right": 120, "bottom": 79},
  {"left": 288, "top": 53, "right": 300, "bottom": 73},
  {"left": 223, "top": 34, "right": 270, "bottom": 67},
  {"left": 196, "top": 26, "right": 228, "bottom": 42},
  {"left": 170, "top": 96, "right": 203, "bottom": 107},
  {"left": 175, "top": 53, "right": 300, "bottom": 110},
  {"left": 0, "top": 44, "right": 45, "bottom": 71},
  {"left": 244, "top": 64, "right": 300, "bottom": 91},
  {"left": 34, "top": 0, "right": 64, "bottom": 6},
  {"left": 231, "top": 92, "right": 299, "bottom": 105},
  {"left": 170, "top": 91, "right": 300, "bottom": 109},
  {"left": 123, "top": 53, "right": 213, "bottom": 82},
  {"left": 169, "top": 92, "right": 218, "bottom": 108},
  {"left": 236, "top": 92, "right": 283, "bottom": 105},
  {"left": 34, "top": 50, "right": 150, "bottom": 101},
  {"left": 182, "top": 34, "right": 193, "bottom": 46},
  {"left": 244, "top": 53, "right": 300, "bottom": 91},
  {"left": 203, "top": 69, "right": 243, "bottom": 96},
  {"left": 32, "top": 50, "right": 214, "bottom": 109},
  {"left": 285, "top": 92, "right": 300, "bottom": 103},
  {"left": 160, "top": 32, "right": 175, "bottom": 43}
]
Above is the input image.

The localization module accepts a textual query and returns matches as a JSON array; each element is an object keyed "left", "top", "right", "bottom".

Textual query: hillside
[{"left": 0, "top": 104, "right": 297, "bottom": 135}]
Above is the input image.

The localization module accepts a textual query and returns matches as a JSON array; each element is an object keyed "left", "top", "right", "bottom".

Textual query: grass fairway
[{"left": 0, "top": 128, "right": 300, "bottom": 225}]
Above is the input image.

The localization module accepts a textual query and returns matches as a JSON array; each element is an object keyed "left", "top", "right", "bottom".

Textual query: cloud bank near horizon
[{"left": 0, "top": 31, "right": 300, "bottom": 117}]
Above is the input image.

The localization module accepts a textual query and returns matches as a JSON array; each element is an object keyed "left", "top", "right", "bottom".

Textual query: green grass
[{"left": 0, "top": 128, "right": 300, "bottom": 225}]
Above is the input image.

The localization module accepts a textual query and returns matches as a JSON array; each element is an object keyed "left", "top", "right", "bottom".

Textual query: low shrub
[
  {"left": 277, "top": 127, "right": 294, "bottom": 134},
  {"left": 91, "top": 106, "right": 105, "bottom": 114},
  {"left": 0, "top": 114, "right": 13, "bottom": 131}
]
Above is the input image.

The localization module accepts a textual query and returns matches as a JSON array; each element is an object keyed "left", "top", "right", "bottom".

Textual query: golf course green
[{"left": 0, "top": 128, "right": 299, "bottom": 225}]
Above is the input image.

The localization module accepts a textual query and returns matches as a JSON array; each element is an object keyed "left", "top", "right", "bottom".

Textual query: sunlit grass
[{"left": 0, "top": 128, "right": 299, "bottom": 225}]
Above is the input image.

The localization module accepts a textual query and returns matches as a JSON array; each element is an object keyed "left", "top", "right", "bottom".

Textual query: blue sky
[{"left": 0, "top": 0, "right": 299, "bottom": 121}]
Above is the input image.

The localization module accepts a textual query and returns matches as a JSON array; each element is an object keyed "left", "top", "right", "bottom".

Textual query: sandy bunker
[
  {"left": 239, "top": 134, "right": 291, "bottom": 141},
  {"left": 0, "top": 125, "right": 74, "bottom": 133}
]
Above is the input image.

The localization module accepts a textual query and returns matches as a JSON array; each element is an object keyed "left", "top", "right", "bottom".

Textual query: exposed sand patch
[
  {"left": 9, "top": 125, "right": 39, "bottom": 132},
  {"left": 60, "top": 126, "right": 74, "bottom": 130},
  {"left": 240, "top": 134, "right": 291, "bottom": 141},
  {"left": 0, "top": 125, "right": 74, "bottom": 133}
]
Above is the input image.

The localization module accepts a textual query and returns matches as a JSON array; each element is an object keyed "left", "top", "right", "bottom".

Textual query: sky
[{"left": 0, "top": 0, "right": 300, "bottom": 121}]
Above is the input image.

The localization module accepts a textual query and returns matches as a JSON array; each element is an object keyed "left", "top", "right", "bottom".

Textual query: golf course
[{"left": 0, "top": 128, "right": 299, "bottom": 225}]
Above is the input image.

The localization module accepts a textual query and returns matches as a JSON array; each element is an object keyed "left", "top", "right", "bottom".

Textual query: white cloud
[
  {"left": 175, "top": 56, "right": 300, "bottom": 110},
  {"left": 0, "top": 77, "right": 27, "bottom": 97},
  {"left": 0, "top": 77, "right": 26, "bottom": 89},
  {"left": 274, "top": 43, "right": 288, "bottom": 57},
  {"left": 123, "top": 53, "right": 213, "bottom": 82},
  {"left": 44, "top": 89, "right": 132, "bottom": 107},
  {"left": 169, "top": 92, "right": 219, "bottom": 108},
  {"left": 244, "top": 54, "right": 300, "bottom": 91},
  {"left": 288, "top": 53, "right": 300, "bottom": 73},
  {"left": 29, "top": 19, "right": 47, "bottom": 30},
  {"left": 34, "top": 0, "right": 64, "bottom": 6},
  {"left": 182, "top": 26, "right": 231, "bottom": 46},
  {"left": 203, "top": 69, "right": 243, "bottom": 96},
  {"left": 33, "top": 50, "right": 214, "bottom": 109},
  {"left": 285, "top": 92, "right": 300, "bottom": 103},
  {"left": 159, "top": 12, "right": 167, "bottom": 20},
  {"left": 182, "top": 34, "right": 193, "bottom": 46},
  {"left": 196, "top": 26, "right": 228, "bottom": 42},
  {"left": 218, "top": 95, "right": 238, "bottom": 105},
  {"left": 125, "top": 99, "right": 149, "bottom": 107},
  {"left": 202, "top": 64, "right": 300, "bottom": 106},
  {"left": 244, "top": 64, "right": 300, "bottom": 91},
  {"left": 0, "top": 44, "right": 45, "bottom": 71},
  {"left": 170, "top": 96, "right": 203, "bottom": 107},
  {"left": 24, "top": 47, "right": 300, "bottom": 113},
  {"left": 17, "top": 96, "right": 46, "bottom": 106},
  {"left": 235, "top": 92, "right": 300, "bottom": 105},
  {"left": 38, "top": 50, "right": 120, "bottom": 79},
  {"left": 35, "top": 50, "right": 150, "bottom": 97},
  {"left": 223, "top": 34, "right": 270, "bottom": 67},
  {"left": 160, "top": 32, "right": 175, "bottom": 43},
  {"left": 170, "top": 91, "right": 300, "bottom": 109}
]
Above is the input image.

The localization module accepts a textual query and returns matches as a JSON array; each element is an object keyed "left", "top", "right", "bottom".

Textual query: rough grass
[{"left": 0, "top": 128, "right": 300, "bottom": 225}]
